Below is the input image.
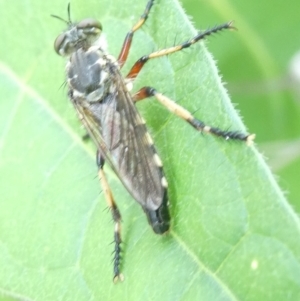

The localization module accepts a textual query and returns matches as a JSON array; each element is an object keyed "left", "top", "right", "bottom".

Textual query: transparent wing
[{"left": 72, "top": 71, "right": 165, "bottom": 211}]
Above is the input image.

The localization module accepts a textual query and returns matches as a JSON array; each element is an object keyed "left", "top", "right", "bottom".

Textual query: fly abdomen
[{"left": 143, "top": 190, "right": 170, "bottom": 234}]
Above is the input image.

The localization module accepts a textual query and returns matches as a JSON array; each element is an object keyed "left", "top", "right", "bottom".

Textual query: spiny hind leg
[
  {"left": 96, "top": 150, "right": 124, "bottom": 283},
  {"left": 133, "top": 86, "right": 255, "bottom": 144}
]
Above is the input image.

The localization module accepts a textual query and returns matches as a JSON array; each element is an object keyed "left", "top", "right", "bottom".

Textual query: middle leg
[{"left": 126, "top": 22, "right": 235, "bottom": 80}]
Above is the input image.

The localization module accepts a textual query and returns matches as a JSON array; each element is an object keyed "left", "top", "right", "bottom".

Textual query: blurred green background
[{"left": 181, "top": 0, "right": 300, "bottom": 213}]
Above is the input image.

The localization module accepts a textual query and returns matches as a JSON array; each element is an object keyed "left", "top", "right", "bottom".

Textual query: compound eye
[
  {"left": 77, "top": 18, "right": 102, "bottom": 31},
  {"left": 54, "top": 33, "right": 66, "bottom": 55}
]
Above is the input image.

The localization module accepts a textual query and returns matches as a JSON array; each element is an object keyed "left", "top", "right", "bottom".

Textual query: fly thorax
[{"left": 67, "top": 47, "right": 113, "bottom": 103}]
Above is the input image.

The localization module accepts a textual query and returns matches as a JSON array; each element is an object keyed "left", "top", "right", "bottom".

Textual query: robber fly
[{"left": 53, "top": 0, "right": 254, "bottom": 282}]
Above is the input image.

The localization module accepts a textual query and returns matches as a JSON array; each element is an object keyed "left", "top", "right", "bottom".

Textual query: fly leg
[
  {"left": 133, "top": 87, "right": 255, "bottom": 144},
  {"left": 117, "top": 0, "right": 155, "bottom": 68},
  {"left": 126, "top": 22, "right": 235, "bottom": 80},
  {"left": 96, "top": 150, "right": 123, "bottom": 283}
]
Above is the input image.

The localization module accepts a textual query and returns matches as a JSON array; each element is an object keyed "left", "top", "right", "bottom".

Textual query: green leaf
[
  {"left": 182, "top": 0, "right": 300, "bottom": 215},
  {"left": 1, "top": 0, "right": 300, "bottom": 300}
]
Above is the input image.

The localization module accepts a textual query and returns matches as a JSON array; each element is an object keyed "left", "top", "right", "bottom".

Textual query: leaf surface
[{"left": 0, "top": 0, "right": 299, "bottom": 300}]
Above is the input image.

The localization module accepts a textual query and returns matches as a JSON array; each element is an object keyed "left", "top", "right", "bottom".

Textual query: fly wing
[{"left": 72, "top": 71, "right": 165, "bottom": 211}]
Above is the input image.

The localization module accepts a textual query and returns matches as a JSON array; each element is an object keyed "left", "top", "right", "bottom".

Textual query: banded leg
[
  {"left": 133, "top": 87, "right": 255, "bottom": 144},
  {"left": 126, "top": 22, "right": 235, "bottom": 80},
  {"left": 117, "top": 0, "right": 155, "bottom": 68},
  {"left": 96, "top": 150, "right": 123, "bottom": 283}
]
